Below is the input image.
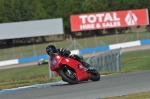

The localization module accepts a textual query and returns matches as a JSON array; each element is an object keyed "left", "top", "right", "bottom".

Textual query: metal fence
[
  {"left": 86, "top": 48, "right": 123, "bottom": 72},
  {"left": 0, "top": 31, "right": 149, "bottom": 61}
]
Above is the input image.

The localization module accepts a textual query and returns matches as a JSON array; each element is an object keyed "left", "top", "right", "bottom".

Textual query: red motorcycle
[{"left": 50, "top": 53, "right": 100, "bottom": 84}]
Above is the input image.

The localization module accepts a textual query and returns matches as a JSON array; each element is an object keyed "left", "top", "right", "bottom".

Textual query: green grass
[
  {"left": 0, "top": 50, "right": 150, "bottom": 90},
  {"left": 0, "top": 66, "right": 49, "bottom": 82},
  {"left": 101, "top": 91, "right": 150, "bottom": 99},
  {"left": 0, "top": 65, "right": 61, "bottom": 90},
  {"left": 121, "top": 51, "right": 150, "bottom": 71}
]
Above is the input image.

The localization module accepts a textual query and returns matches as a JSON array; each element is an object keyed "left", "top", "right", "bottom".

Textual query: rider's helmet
[{"left": 46, "top": 45, "right": 57, "bottom": 55}]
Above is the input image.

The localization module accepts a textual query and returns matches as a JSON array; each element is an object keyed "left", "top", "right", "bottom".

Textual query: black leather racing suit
[{"left": 56, "top": 48, "right": 90, "bottom": 68}]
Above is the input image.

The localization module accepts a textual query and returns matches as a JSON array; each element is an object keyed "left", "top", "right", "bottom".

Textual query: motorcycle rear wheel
[{"left": 59, "top": 67, "right": 78, "bottom": 84}]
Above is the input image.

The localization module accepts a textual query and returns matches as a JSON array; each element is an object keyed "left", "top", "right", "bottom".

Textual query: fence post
[
  {"left": 115, "top": 33, "right": 119, "bottom": 43},
  {"left": 48, "top": 55, "right": 56, "bottom": 78},
  {"left": 48, "top": 56, "right": 51, "bottom": 77},
  {"left": 20, "top": 53, "right": 23, "bottom": 58},
  {"left": 84, "top": 38, "right": 87, "bottom": 48},
  {"left": 94, "top": 35, "right": 97, "bottom": 47},
  {"left": 102, "top": 53, "right": 105, "bottom": 71},
  {"left": 12, "top": 46, "right": 15, "bottom": 58},
  {"left": 33, "top": 44, "right": 37, "bottom": 56},
  {"left": 67, "top": 38, "right": 83, "bottom": 50}
]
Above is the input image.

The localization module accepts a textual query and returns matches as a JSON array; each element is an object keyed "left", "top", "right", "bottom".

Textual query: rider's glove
[
  {"left": 58, "top": 48, "right": 70, "bottom": 57},
  {"left": 70, "top": 54, "right": 80, "bottom": 60}
]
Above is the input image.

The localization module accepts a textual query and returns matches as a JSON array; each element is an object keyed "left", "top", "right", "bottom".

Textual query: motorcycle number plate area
[{"left": 52, "top": 60, "right": 57, "bottom": 66}]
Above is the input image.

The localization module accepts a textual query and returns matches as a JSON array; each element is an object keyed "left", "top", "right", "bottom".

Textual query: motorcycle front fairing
[
  {"left": 59, "top": 57, "right": 91, "bottom": 81},
  {"left": 50, "top": 53, "right": 91, "bottom": 81},
  {"left": 50, "top": 53, "right": 63, "bottom": 71}
]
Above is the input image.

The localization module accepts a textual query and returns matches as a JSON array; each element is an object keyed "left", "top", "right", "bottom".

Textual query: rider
[{"left": 46, "top": 45, "right": 90, "bottom": 69}]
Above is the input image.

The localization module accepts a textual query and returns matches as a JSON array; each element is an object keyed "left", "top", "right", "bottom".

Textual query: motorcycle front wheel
[{"left": 59, "top": 66, "right": 78, "bottom": 84}]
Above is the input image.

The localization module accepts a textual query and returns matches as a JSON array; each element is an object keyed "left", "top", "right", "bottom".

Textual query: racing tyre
[
  {"left": 59, "top": 66, "right": 78, "bottom": 84},
  {"left": 89, "top": 70, "right": 100, "bottom": 81}
]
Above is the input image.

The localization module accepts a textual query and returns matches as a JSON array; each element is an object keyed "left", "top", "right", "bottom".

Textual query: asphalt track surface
[{"left": 0, "top": 70, "right": 150, "bottom": 99}]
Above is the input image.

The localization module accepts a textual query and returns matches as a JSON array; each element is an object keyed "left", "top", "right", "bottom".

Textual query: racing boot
[{"left": 81, "top": 61, "right": 95, "bottom": 71}]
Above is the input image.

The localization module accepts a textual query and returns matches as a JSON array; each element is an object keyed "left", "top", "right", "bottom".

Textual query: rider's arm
[{"left": 57, "top": 48, "right": 71, "bottom": 57}]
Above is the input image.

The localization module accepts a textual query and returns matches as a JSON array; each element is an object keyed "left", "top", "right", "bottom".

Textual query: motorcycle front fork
[{"left": 64, "top": 66, "right": 76, "bottom": 76}]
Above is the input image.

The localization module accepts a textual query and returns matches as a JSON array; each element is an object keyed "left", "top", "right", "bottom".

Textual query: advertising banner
[{"left": 70, "top": 9, "right": 149, "bottom": 31}]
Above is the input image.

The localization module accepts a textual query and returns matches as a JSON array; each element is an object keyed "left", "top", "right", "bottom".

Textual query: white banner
[{"left": 0, "top": 18, "right": 63, "bottom": 40}]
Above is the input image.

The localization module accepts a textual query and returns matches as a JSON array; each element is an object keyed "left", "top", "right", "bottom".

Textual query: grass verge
[{"left": 102, "top": 91, "right": 150, "bottom": 99}]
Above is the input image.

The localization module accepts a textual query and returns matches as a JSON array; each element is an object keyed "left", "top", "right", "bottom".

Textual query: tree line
[{"left": 0, "top": 0, "right": 150, "bottom": 47}]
